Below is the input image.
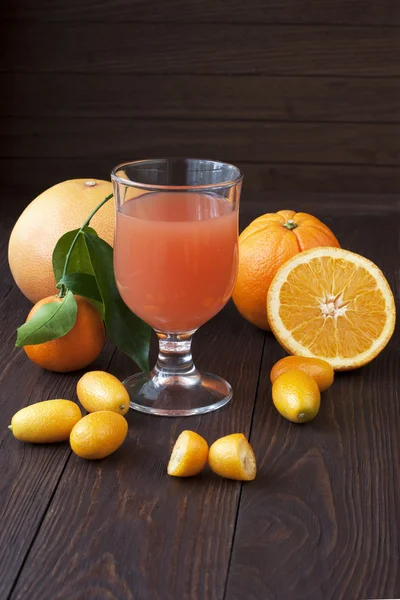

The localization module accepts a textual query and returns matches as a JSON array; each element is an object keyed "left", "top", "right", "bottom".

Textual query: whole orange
[
  {"left": 24, "top": 295, "right": 105, "bottom": 372},
  {"left": 270, "top": 356, "right": 334, "bottom": 392},
  {"left": 8, "top": 179, "right": 114, "bottom": 304},
  {"left": 232, "top": 210, "right": 340, "bottom": 330}
]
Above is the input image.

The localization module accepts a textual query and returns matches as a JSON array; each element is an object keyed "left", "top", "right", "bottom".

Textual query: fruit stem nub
[
  {"left": 283, "top": 219, "right": 298, "bottom": 230},
  {"left": 58, "top": 192, "right": 114, "bottom": 298}
]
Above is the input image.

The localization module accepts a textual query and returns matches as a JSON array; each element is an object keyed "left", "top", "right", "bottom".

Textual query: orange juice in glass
[{"left": 112, "top": 159, "right": 242, "bottom": 416}]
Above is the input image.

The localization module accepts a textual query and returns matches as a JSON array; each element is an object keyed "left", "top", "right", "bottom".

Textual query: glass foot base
[{"left": 123, "top": 371, "right": 232, "bottom": 417}]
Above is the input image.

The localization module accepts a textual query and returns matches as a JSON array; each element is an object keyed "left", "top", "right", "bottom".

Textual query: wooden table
[{"left": 0, "top": 191, "right": 399, "bottom": 600}]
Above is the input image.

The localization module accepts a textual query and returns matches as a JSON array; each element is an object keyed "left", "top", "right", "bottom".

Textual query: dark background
[{"left": 1, "top": 0, "right": 400, "bottom": 203}]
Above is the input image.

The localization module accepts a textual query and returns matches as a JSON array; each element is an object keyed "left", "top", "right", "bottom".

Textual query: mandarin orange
[{"left": 24, "top": 295, "right": 105, "bottom": 372}]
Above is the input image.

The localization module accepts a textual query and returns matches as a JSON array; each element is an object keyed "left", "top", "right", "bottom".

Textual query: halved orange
[{"left": 267, "top": 247, "right": 396, "bottom": 370}]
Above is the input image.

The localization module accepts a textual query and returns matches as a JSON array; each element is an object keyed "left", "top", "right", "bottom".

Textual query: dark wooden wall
[{"left": 2, "top": 0, "right": 400, "bottom": 198}]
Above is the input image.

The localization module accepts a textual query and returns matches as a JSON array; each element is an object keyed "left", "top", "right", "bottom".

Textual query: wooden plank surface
[
  {"left": 3, "top": 0, "right": 400, "bottom": 25},
  {"left": 0, "top": 196, "right": 116, "bottom": 599},
  {"left": 0, "top": 307, "right": 116, "bottom": 600},
  {"left": 7, "top": 262, "right": 266, "bottom": 599},
  {"left": 2, "top": 24, "right": 400, "bottom": 76},
  {"left": 2, "top": 160, "right": 400, "bottom": 198},
  {"left": 0, "top": 191, "right": 262, "bottom": 600},
  {"left": 3, "top": 118, "right": 400, "bottom": 166},
  {"left": 1, "top": 194, "right": 399, "bottom": 600},
  {"left": 9, "top": 306, "right": 265, "bottom": 600},
  {"left": 224, "top": 200, "right": 400, "bottom": 600},
  {"left": 2, "top": 74, "right": 400, "bottom": 123}
]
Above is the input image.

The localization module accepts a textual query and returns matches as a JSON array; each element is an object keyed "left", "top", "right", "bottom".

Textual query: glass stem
[{"left": 152, "top": 331, "right": 199, "bottom": 380}]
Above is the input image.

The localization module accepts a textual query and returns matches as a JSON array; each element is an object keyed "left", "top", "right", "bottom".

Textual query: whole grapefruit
[
  {"left": 8, "top": 179, "right": 114, "bottom": 303},
  {"left": 232, "top": 210, "right": 340, "bottom": 330}
]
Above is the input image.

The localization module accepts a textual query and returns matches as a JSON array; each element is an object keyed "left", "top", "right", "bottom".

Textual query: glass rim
[{"left": 110, "top": 158, "right": 243, "bottom": 191}]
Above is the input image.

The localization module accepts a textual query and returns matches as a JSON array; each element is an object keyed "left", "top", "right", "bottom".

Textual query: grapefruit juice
[{"left": 114, "top": 191, "right": 238, "bottom": 332}]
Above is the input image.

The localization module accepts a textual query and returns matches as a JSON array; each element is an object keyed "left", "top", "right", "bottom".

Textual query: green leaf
[
  {"left": 16, "top": 290, "right": 78, "bottom": 347},
  {"left": 52, "top": 226, "right": 98, "bottom": 282},
  {"left": 57, "top": 273, "right": 104, "bottom": 317},
  {"left": 83, "top": 232, "right": 151, "bottom": 373}
]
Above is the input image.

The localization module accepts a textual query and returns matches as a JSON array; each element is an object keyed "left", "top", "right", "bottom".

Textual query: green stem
[
  {"left": 283, "top": 219, "right": 298, "bottom": 230},
  {"left": 58, "top": 192, "right": 113, "bottom": 297}
]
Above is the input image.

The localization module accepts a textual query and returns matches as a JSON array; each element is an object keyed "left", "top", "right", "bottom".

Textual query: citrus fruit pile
[
  {"left": 11, "top": 179, "right": 149, "bottom": 375},
  {"left": 9, "top": 371, "right": 257, "bottom": 481},
  {"left": 234, "top": 211, "right": 395, "bottom": 371},
  {"left": 232, "top": 210, "right": 396, "bottom": 426},
  {"left": 9, "top": 371, "right": 130, "bottom": 460},
  {"left": 6, "top": 176, "right": 397, "bottom": 479}
]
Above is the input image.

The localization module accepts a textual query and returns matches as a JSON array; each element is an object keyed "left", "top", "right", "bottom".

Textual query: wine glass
[{"left": 112, "top": 158, "right": 242, "bottom": 416}]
